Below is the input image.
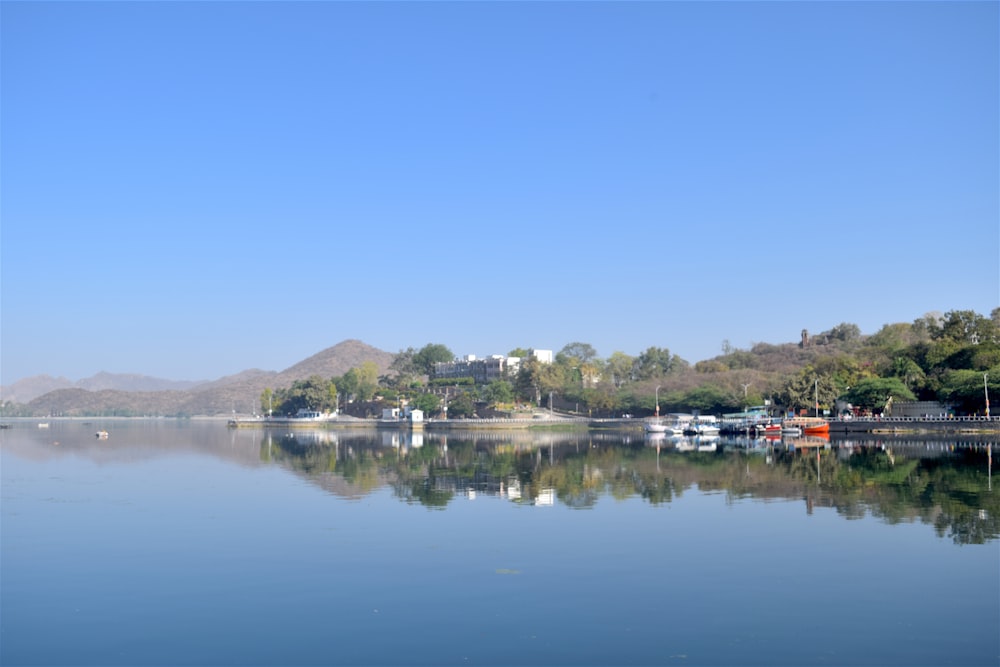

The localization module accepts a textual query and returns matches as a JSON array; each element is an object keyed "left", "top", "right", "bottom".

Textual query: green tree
[
  {"left": 844, "top": 377, "right": 916, "bottom": 414},
  {"left": 260, "top": 388, "right": 274, "bottom": 416},
  {"left": 537, "top": 360, "right": 570, "bottom": 398},
  {"left": 633, "top": 346, "right": 680, "bottom": 380},
  {"left": 891, "top": 356, "right": 926, "bottom": 391},
  {"left": 514, "top": 356, "right": 542, "bottom": 404},
  {"left": 337, "top": 369, "right": 360, "bottom": 402},
  {"left": 557, "top": 342, "right": 598, "bottom": 364},
  {"left": 356, "top": 361, "right": 380, "bottom": 401},
  {"left": 934, "top": 310, "right": 997, "bottom": 345},
  {"left": 447, "top": 391, "right": 476, "bottom": 418},
  {"left": 867, "top": 322, "right": 919, "bottom": 355},
  {"left": 826, "top": 322, "right": 862, "bottom": 344},
  {"left": 413, "top": 344, "right": 454, "bottom": 375},
  {"left": 390, "top": 347, "right": 421, "bottom": 386},
  {"left": 278, "top": 375, "right": 337, "bottom": 414},
  {"left": 937, "top": 369, "right": 997, "bottom": 415},
  {"left": 778, "top": 371, "right": 840, "bottom": 415},
  {"left": 410, "top": 391, "right": 442, "bottom": 416},
  {"left": 683, "top": 384, "right": 736, "bottom": 414},
  {"left": 605, "top": 351, "right": 635, "bottom": 387},
  {"left": 483, "top": 380, "right": 514, "bottom": 406}
]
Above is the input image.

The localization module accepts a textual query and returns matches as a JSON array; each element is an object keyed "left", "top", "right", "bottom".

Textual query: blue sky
[{"left": 2, "top": 1, "right": 997, "bottom": 384}]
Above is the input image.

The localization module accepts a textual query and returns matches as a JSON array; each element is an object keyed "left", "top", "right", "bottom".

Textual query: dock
[{"left": 828, "top": 416, "right": 999, "bottom": 434}]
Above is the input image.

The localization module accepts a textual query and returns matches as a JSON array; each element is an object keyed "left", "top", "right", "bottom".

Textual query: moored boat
[
  {"left": 644, "top": 420, "right": 668, "bottom": 433},
  {"left": 783, "top": 416, "right": 829, "bottom": 435},
  {"left": 683, "top": 416, "right": 720, "bottom": 436}
]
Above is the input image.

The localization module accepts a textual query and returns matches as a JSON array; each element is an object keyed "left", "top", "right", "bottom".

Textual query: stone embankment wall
[{"left": 830, "top": 416, "right": 1000, "bottom": 434}]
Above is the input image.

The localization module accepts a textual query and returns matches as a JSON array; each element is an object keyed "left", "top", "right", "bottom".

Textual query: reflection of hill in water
[
  {"left": 2, "top": 419, "right": 268, "bottom": 468},
  {"left": 8, "top": 422, "right": 994, "bottom": 544}
]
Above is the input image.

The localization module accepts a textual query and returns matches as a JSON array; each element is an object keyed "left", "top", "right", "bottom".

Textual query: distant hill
[
  {"left": 274, "top": 339, "right": 394, "bottom": 383},
  {"left": 15, "top": 340, "right": 396, "bottom": 418},
  {"left": 1, "top": 373, "right": 205, "bottom": 404}
]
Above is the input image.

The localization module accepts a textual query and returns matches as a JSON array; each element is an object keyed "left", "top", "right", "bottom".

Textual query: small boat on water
[
  {"left": 644, "top": 419, "right": 668, "bottom": 433},
  {"left": 95, "top": 430, "right": 109, "bottom": 439},
  {"left": 783, "top": 417, "right": 829, "bottom": 435},
  {"left": 683, "top": 416, "right": 720, "bottom": 436},
  {"left": 763, "top": 423, "right": 782, "bottom": 436}
]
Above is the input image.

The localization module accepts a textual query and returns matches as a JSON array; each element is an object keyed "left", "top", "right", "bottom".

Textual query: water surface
[{"left": 2, "top": 421, "right": 997, "bottom": 666}]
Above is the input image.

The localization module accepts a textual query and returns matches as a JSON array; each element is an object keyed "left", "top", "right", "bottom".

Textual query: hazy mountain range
[{"left": 1, "top": 339, "right": 395, "bottom": 417}]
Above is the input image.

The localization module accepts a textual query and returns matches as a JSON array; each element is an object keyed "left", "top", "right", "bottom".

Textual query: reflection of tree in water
[
  {"left": 263, "top": 433, "right": 384, "bottom": 494},
  {"left": 775, "top": 445, "right": 998, "bottom": 545},
  {"left": 395, "top": 479, "right": 453, "bottom": 509},
  {"left": 261, "top": 431, "right": 998, "bottom": 543}
]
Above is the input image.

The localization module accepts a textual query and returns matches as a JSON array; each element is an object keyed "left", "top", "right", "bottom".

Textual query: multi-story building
[{"left": 432, "top": 350, "right": 553, "bottom": 385}]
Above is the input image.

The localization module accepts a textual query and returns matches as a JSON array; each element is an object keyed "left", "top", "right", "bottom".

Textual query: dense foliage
[
  {"left": 256, "top": 309, "right": 999, "bottom": 420},
  {"left": 11, "top": 310, "right": 995, "bottom": 419}
]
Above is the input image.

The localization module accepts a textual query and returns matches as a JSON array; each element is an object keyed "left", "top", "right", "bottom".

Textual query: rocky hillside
[{"left": 16, "top": 340, "right": 396, "bottom": 418}]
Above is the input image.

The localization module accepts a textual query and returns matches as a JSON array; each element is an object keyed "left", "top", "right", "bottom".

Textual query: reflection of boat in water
[
  {"left": 697, "top": 439, "right": 719, "bottom": 452},
  {"left": 782, "top": 433, "right": 830, "bottom": 449},
  {"left": 674, "top": 436, "right": 719, "bottom": 452},
  {"left": 675, "top": 438, "right": 696, "bottom": 452}
]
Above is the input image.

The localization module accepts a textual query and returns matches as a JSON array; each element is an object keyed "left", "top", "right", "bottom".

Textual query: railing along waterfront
[{"left": 829, "top": 415, "right": 1000, "bottom": 434}]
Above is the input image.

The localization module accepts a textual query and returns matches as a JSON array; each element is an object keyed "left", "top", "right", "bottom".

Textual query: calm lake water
[{"left": 2, "top": 420, "right": 997, "bottom": 667}]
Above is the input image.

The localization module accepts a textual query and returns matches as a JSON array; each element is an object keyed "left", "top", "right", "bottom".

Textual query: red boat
[{"left": 783, "top": 417, "right": 829, "bottom": 435}]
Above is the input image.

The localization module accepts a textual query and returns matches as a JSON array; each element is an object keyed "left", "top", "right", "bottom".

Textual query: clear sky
[{"left": 2, "top": 1, "right": 997, "bottom": 384}]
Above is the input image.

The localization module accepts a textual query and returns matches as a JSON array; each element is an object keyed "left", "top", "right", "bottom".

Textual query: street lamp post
[
  {"left": 814, "top": 378, "right": 820, "bottom": 418},
  {"left": 985, "top": 373, "right": 990, "bottom": 418}
]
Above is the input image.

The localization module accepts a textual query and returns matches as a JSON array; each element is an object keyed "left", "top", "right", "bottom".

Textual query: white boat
[
  {"left": 644, "top": 420, "right": 668, "bottom": 433},
  {"left": 95, "top": 430, "right": 109, "bottom": 439},
  {"left": 683, "top": 416, "right": 720, "bottom": 436}
]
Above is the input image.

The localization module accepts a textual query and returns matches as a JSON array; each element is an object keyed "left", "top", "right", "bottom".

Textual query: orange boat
[{"left": 783, "top": 416, "right": 829, "bottom": 435}]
